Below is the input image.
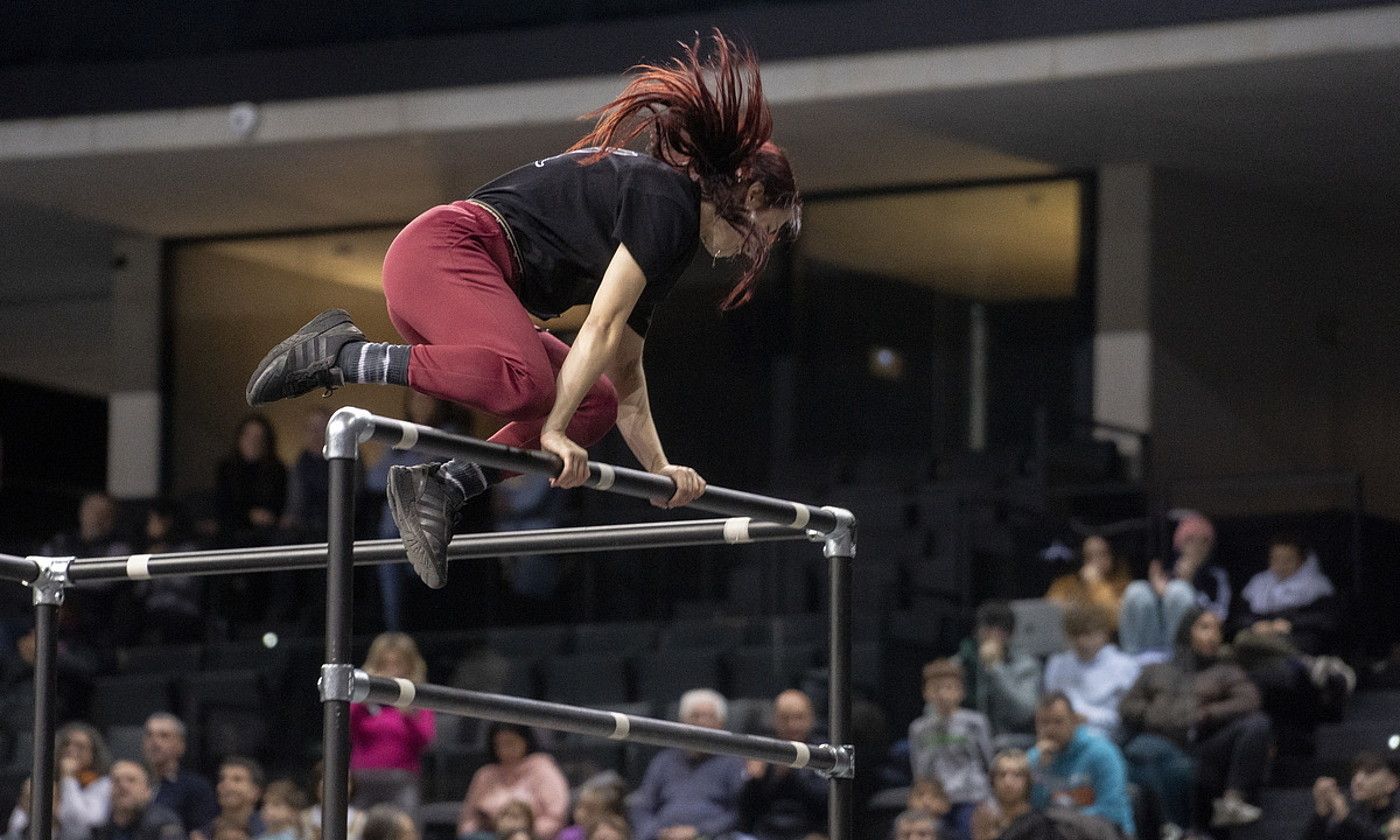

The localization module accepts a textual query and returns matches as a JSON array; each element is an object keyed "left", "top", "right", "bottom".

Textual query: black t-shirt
[{"left": 470, "top": 148, "right": 702, "bottom": 336}]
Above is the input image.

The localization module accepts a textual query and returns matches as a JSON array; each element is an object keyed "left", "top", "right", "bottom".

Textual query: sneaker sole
[
  {"left": 387, "top": 468, "right": 449, "bottom": 589},
  {"left": 245, "top": 308, "right": 361, "bottom": 407}
]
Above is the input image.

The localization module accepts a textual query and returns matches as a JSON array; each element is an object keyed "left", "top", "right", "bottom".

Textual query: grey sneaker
[
  {"left": 1210, "top": 795, "right": 1261, "bottom": 827},
  {"left": 387, "top": 463, "right": 484, "bottom": 589},
  {"left": 245, "top": 308, "right": 365, "bottom": 406}
]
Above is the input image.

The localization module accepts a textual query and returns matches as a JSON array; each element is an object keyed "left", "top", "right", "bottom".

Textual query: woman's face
[
  {"left": 62, "top": 731, "right": 94, "bottom": 770},
  {"left": 1081, "top": 536, "right": 1113, "bottom": 575},
  {"left": 1190, "top": 611, "right": 1223, "bottom": 658},
  {"left": 493, "top": 730, "right": 529, "bottom": 765},
  {"left": 373, "top": 649, "right": 412, "bottom": 680},
  {"left": 701, "top": 187, "right": 791, "bottom": 259},
  {"left": 238, "top": 421, "right": 269, "bottom": 462}
]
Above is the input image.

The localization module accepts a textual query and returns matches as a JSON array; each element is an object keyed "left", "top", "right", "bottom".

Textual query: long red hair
[{"left": 570, "top": 30, "right": 800, "bottom": 309}]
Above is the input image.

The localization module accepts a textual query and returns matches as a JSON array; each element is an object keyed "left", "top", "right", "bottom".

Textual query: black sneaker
[
  {"left": 245, "top": 308, "right": 365, "bottom": 407},
  {"left": 387, "top": 463, "right": 485, "bottom": 589}
]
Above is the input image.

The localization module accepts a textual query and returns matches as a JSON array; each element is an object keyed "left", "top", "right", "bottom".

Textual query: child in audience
[
  {"left": 361, "top": 806, "right": 418, "bottom": 840},
  {"left": 905, "top": 778, "right": 952, "bottom": 839},
  {"left": 908, "top": 659, "right": 993, "bottom": 840},
  {"left": 559, "top": 780, "right": 627, "bottom": 840},
  {"left": 259, "top": 781, "right": 309, "bottom": 840},
  {"left": 586, "top": 814, "right": 631, "bottom": 840},
  {"left": 492, "top": 801, "right": 535, "bottom": 840}
]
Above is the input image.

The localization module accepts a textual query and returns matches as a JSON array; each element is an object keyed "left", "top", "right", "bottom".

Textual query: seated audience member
[
  {"left": 351, "top": 633, "right": 436, "bottom": 811},
  {"left": 1045, "top": 536, "right": 1131, "bottom": 629},
  {"left": 909, "top": 660, "right": 993, "bottom": 840},
  {"left": 257, "top": 781, "right": 307, "bottom": 840},
  {"left": 301, "top": 762, "right": 366, "bottom": 840},
  {"left": 586, "top": 815, "right": 630, "bottom": 840},
  {"left": 195, "top": 757, "right": 266, "bottom": 840},
  {"left": 0, "top": 625, "right": 97, "bottom": 736},
  {"left": 143, "top": 712, "right": 218, "bottom": 832},
  {"left": 631, "top": 689, "right": 747, "bottom": 840},
  {"left": 7, "top": 776, "right": 76, "bottom": 840},
  {"left": 95, "top": 760, "right": 185, "bottom": 840},
  {"left": 56, "top": 722, "right": 113, "bottom": 840},
  {"left": 490, "top": 801, "right": 534, "bottom": 840},
  {"left": 1233, "top": 533, "right": 1340, "bottom": 657},
  {"left": 892, "top": 810, "right": 941, "bottom": 840},
  {"left": 458, "top": 725, "right": 568, "bottom": 839},
  {"left": 739, "top": 689, "right": 828, "bottom": 840},
  {"left": 1042, "top": 605, "right": 1139, "bottom": 740},
  {"left": 956, "top": 603, "right": 1040, "bottom": 745},
  {"left": 1306, "top": 752, "right": 1400, "bottom": 840},
  {"left": 559, "top": 778, "right": 627, "bottom": 840},
  {"left": 44, "top": 492, "right": 138, "bottom": 648},
  {"left": 906, "top": 778, "right": 953, "bottom": 840},
  {"left": 1026, "top": 694, "right": 1134, "bottom": 838},
  {"left": 971, "top": 751, "right": 1052, "bottom": 840},
  {"left": 132, "top": 500, "right": 202, "bottom": 644},
  {"left": 1119, "top": 607, "right": 1269, "bottom": 833},
  {"left": 1120, "top": 513, "right": 1231, "bottom": 656},
  {"left": 361, "top": 806, "right": 418, "bottom": 840}
]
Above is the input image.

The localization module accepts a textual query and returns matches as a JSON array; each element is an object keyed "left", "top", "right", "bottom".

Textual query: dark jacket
[
  {"left": 93, "top": 804, "right": 185, "bottom": 840},
  {"left": 1302, "top": 793, "right": 1398, "bottom": 840},
  {"left": 738, "top": 764, "right": 828, "bottom": 840},
  {"left": 1118, "top": 653, "right": 1260, "bottom": 747},
  {"left": 1230, "top": 594, "right": 1341, "bottom": 655}
]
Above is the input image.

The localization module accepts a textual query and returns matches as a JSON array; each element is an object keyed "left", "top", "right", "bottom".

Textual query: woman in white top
[{"left": 55, "top": 722, "right": 112, "bottom": 840}]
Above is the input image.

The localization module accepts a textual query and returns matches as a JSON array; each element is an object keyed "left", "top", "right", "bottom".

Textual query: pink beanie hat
[{"left": 1173, "top": 513, "right": 1216, "bottom": 550}]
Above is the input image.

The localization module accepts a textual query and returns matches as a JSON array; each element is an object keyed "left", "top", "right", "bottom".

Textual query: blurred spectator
[
  {"left": 905, "top": 778, "right": 952, "bottom": 839},
  {"left": 971, "top": 750, "right": 1051, "bottom": 840},
  {"left": 631, "top": 689, "right": 746, "bottom": 840},
  {"left": 739, "top": 689, "right": 828, "bottom": 840},
  {"left": 892, "top": 809, "right": 940, "bottom": 840},
  {"left": 1119, "top": 607, "right": 1269, "bottom": 833},
  {"left": 56, "top": 722, "right": 113, "bottom": 840},
  {"left": 351, "top": 633, "right": 435, "bottom": 811},
  {"left": 585, "top": 815, "right": 630, "bottom": 840},
  {"left": 301, "top": 761, "right": 366, "bottom": 840},
  {"left": 45, "top": 492, "right": 137, "bottom": 649},
  {"left": 143, "top": 712, "right": 218, "bottom": 832},
  {"left": 131, "top": 499, "right": 202, "bottom": 644},
  {"left": 212, "top": 818, "right": 252, "bottom": 840},
  {"left": 1026, "top": 694, "right": 1133, "bottom": 837},
  {"left": 215, "top": 414, "right": 287, "bottom": 548},
  {"left": 908, "top": 659, "right": 992, "bottom": 840},
  {"left": 1305, "top": 751, "right": 1400, "bottom": 840},
  {"left": 490, "top": 800, "right": 534, "bottom": 840},
  {"left": 1045, "top": 536, "right": 1131, "bottom": 629},
  {"left": 1042, "top": 605, "right": 1139, "bottom": 740},
  {"left": 360, "top": 806, "right": 417, "bottom": 840},
  {"left": 1119, "top": 513, "right": 1230, "bottom": 656},
  {"left": 0, "top": 629, "right": 95, "bottom": 755},
  {"left": 6, "top": 776, "right": 77, "bottom": 840},
  {"left": 559, "top": 778, "right": 627, "bottom": 840},
  {"left": 94, "top": 760, "right": 184, "bottom": 840},
  {"left": 956, "top": 602, "right": 1039, "bottom": 745},
  {"left": 42, "top": 492, "right": 132, "bottom": 559},
  {"left": 256, "top": 781, "right": 307, "bottom": 840},
  {"left": 457, "top": 724, "right": 567, "bottom": 839},
  {"left": 194, "top": 758, "right": 266, "bottom": 840},
  {"left": 281, "top": 407, "right": 334, "bottom": 541},
  {"left": 494, "top": 474, "right": 566, "bottom": 622},
  {"left": 1232, "top": 533, "right": 1340, "bottom": 656}
]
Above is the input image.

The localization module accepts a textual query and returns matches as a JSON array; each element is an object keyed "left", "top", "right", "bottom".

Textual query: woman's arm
[{"left": 606, "top": 329, "right": 705, "bottom": 508}]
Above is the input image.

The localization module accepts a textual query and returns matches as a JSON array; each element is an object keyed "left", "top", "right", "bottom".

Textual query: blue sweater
[
  {"left": 631, "top": 749, "right": 747, "bottom": 840},
  {"left": 1027, "top": 726, "right": 1134, "bottom": 836}
]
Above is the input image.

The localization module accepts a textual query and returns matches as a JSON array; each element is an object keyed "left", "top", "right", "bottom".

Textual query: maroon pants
[{"left": 381, "top": 201, "right": 618, "bottom": 451}]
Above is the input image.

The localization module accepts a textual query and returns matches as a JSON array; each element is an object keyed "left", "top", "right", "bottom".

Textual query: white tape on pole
[
  {"left": 594, "top": 464, "right": 615, "bottom": 491},
  {"left": 608, "top": 712, "right": 630, "bottom": 740},
  {"left": 723, "top": 518, "right": 753, "bottom": 544},
  {"left": 126, "top": 554, "right": 152, "bottom": 580},
  {"left": 394, "top": 424, "right": 419, "bottom": 450},
  {"left": 392, "top": 678, "right": 416, "bottom": 708},
  {"left": 790, "top": 504, "right": 810, "bottom": 529},
  {"left": 789, "top": 741, "right": 811, "bottom": 769}
]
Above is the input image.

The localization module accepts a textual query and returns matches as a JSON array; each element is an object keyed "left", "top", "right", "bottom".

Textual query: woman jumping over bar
[{"left": 244, "top": 31, "right": 801, "bottom": 589}]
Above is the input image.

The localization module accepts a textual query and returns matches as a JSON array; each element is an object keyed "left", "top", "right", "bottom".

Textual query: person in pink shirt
[
  {"left": 350, "top": 633, "right": 436, "bottom": 811},
  {"left": 457, "top": 724, "right": 569, "bottom": 840}
]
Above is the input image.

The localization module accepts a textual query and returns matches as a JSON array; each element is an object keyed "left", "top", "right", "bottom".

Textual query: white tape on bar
[
  {"left": 393, "top": 424, "right": 419, "bottom": 450},
  {"left": 607, "top": 712, "right": 630, "bottom": 740},
  {"left": 723, "top": 518, "right": 753, "bottom": 544},
  {"left": 789, "top": 741, "right": 811, "bottom": 769},
  {"left": 790, "top": 504, "right": 810, "bottom": 529},
  {"left": 126, "top": 554, "right": 152, "bottom": 581},
  {"left": 391, "top": 678, "right": 416, "bottom": 708},
  {"left": 594, "top": 464, "right": 615, "bottom": 491}
]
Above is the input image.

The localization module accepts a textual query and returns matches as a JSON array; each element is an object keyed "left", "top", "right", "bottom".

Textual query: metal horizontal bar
[
  {"left": 0, "top": 553, "right": 40, "bottom": 585},
  {"left": 356, "top": 412, "right": 844, "bottom": 534},
  {"left": 359, "top": 675, "right": 849, "bottom": 775},
  {"left": 62, "top": 518, "right": 810, "bottom": 583}
]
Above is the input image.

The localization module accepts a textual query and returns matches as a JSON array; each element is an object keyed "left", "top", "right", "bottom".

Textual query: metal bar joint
[
  {"left": 816, "top": 744, "right": 855, "bottom": 779},
  {"left": 27, "top": 557, "right": 72, "bottom": 606},
  {"left": 323, "top": 407, "right": 374, "bottom": 460},
  {"left": 819, "top": 507, "right": 856, "bottom": 558},
  {"left": 319, "top": 665, "right": 369, "bottom": 703}
]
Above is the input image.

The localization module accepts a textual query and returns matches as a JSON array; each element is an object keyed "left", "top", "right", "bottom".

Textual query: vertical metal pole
[
  {"left": 322, "top": 457, "right": 357, "bottom": 840},
  {"left": 30, "top": 601, "right": 59, "bottom": 840},
  {"left": 824, "top": 512, "right": 855, "bottom": 840}
]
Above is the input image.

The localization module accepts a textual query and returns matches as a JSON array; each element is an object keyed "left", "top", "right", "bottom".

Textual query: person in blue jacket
[{"left": 1025, "top": 693, "right": 1134, "bottom": 837}]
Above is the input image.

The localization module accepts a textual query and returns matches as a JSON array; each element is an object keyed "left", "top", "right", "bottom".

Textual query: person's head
[
  {"left": 920, "top": 658, "right": 966, "bottom": 715},
  {"left": 78, "top": 492, "right": 117, "bottom": 543},
  {"left": 906, "top": 777, "right": 950, "bottom": 818},
  {"left": 893, "top": 810, "right": 939, "bottom": 840},
  {"left": 1173, "top": 606, "right": 1222, "bottom": 660},
  {"left": 302, "top": 407, "right": 332, "bottom": 453},
  {"left": 678, "top": 688, "right": 728, "bottom": 729},
  {"left": 585, "top": 814, "right": 630, "bottom": 840},
  {"left": 109, "top": 760, "right": 154, "bottom": 816},
  {"left": 1173, "top": 513, "right": 1216, "bottom": 563},
  {"left": 773, "top": 689, "right": 816, "bottom": 742},
  {"left": 362, "top": 805, "right": 418, "bottom": 840},
  {"left": 211, "top": 817, "right": 253, "bottom": 840},
  {"left": 1081, "top": 535, "right": 1124, "bottom": 579},
  {"left": 1034, "top": 693, "right": 1081, "bottom": 752},
  {"left": 260, "top": 780, "right": 307, "bottom": 832},
  {"left": 975, "top": 601, "right": 1016, "bottom": 645},
  {"left": 989, "top": 749, "right": 1034, "bottom": 809},
  {"left": 363, "top": 632, "right": 427, "bottom": 682},
  {"left": 404, "top": 391, "right": 449, "bottom": 427},
  {"left": 57, "top": 721, "right": 111, "bottom": 776},
  {"left": 487, "top": 723, "right": 537, "bottom": 766},
  {"left": 493, "top": 800, "right": 534, "bottom": 836},
  {"left": 234, "top": 413, "right": 277, "bottom": 463},
  {"left": 145, "top": 499, "right": 185, "bottom": 543},
  {"left": 1267, "top": 533, "right": 1309, "bottom": 580},
  {"left": 141, "top": 713, "right": 186, "bottom": 771},
  {"left": 1062, "top": 603, "right": 1113, "bottom": 662},
  {"left": 217, "top": 757, "right": 266, "bottom": 814},
  {"left": 569, "top": 30, "right": 801, "bottom": 311},
  {"left": 572, "top": 780, "right": 626, "bottom": 829},
  {"left": 1350, "top": 752, "right": 1400, "bottom": 807}
]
